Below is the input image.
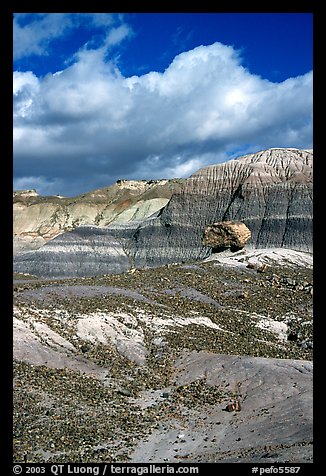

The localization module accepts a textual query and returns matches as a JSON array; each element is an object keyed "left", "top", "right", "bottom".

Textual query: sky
[{"left": 13, "top": 12, "right": 313, "bottom": 197}]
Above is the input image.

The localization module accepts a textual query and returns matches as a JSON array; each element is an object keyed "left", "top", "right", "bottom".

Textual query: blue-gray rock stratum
[{"left": 13, "top": 148, "right": 313, "bottom": 278}]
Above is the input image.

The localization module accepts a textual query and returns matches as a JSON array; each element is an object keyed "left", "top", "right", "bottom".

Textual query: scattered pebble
[{"left": 13, "top": 259, "right": 312, "bottom": 463}]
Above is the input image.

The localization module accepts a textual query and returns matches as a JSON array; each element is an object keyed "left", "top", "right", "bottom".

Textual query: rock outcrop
[
  {"left": 13, "top": 179, "right": 184, "bottom": 255},
  {"left": 203, "top": 221, "right": 251, "bottom": 251},
  {"left": 127, "top": 148, "right": 312, "bottom": 270},
  {"left": 13, "top": 148, "right": 313, "bottom": 278},
  {"left": 14, "top": 226, "right": 131, "bottom": 278}
]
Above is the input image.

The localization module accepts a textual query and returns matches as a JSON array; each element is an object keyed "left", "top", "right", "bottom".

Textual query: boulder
[{"left": 203, "top": 221, "right": 251, "bottom": 251}]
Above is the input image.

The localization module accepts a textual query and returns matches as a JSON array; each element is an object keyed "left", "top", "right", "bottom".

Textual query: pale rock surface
[
  {"left": 13, "top": 309, "right": 107, "bottom": 378},
  {"left": 204, "top": 247, "right": 313, "bottom": 269}
]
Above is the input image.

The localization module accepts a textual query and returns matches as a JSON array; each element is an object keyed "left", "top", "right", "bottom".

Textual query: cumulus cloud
[{"left": 13, "top": 40, "right": 313, "bottom": 196}]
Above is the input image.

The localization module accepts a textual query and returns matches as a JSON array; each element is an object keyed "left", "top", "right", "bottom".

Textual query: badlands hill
[
  {"left": 13, "top": 147, "right": 313, "bottom": 464},
  {"left": 13, "top": 148, "right": 313, "bottom": 278},
  {"left": 13, "top": 178, "right": 184, "bottom": 255}
]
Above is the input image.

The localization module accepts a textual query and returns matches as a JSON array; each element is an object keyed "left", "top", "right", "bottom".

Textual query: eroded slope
[
  {"left": 14, "top": 179, "right": 183, "bottom": 255},
  {"left": 13, "top": 255, "right": 313, "bottom": 463}
]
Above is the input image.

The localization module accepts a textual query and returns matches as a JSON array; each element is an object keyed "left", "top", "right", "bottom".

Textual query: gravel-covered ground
[{"left": 13, "top": 253, "right": 313, "bottom": 463}]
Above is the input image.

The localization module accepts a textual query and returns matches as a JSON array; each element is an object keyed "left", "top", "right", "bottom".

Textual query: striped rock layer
[{"left": 13, "top": 148, "right": 313, "bottom": 278}]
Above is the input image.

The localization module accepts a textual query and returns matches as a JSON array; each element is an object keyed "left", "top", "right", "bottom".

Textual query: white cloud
[
  {"left": 13, "top": 71, "right": 40, "bottom": 118},
  {"left": 13, "top": 13, "right": 131, "bottom": 61},
  {"left": 13, "top": 14, "right": 74, "bottom": 60},
  {"left": 13, "top": 41, "right": 313, "bottom": 196},
  {"left": 104, "top": 24, "right": 133, "bottom": 47},
  {"left": 87, "top": 13, "right": 116, "bottom": 27}
]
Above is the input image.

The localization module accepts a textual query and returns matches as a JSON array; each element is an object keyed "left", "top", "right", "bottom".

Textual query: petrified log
[{"left": 203, "top": 221, "right": 251, "bottom": 251}]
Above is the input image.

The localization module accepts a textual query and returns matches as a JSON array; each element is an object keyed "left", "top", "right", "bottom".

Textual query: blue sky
[{"left": 13, "top": 13, "right": 313, "bottom": 196}]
